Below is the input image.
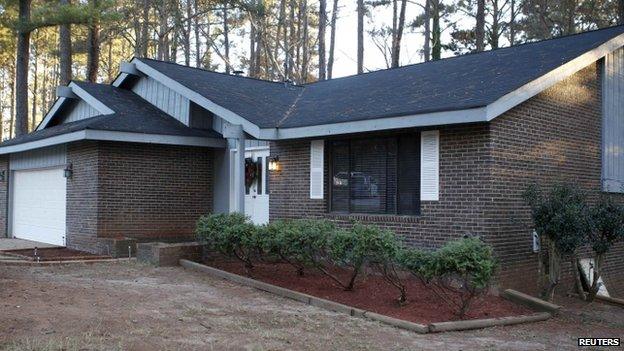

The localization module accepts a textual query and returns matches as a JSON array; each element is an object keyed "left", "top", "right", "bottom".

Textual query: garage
[{"left": 11, "top": 167, "right": 67, "bottom": 246}]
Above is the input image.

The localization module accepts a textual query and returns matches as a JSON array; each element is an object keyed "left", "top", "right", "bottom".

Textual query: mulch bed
[
  {"left": 206, "top": 258, "right": 532, "bottom": 324},
  {"left": 3, "top": 248, "right": 110, "bottom": 261}
]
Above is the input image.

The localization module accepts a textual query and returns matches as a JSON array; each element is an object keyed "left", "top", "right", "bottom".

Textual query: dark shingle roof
[
  {"left": 1, "top": 82, "right": 220, "bottom": 147},
  {"left": 140, "top": 25, "right": 624, "bottom": 128}
]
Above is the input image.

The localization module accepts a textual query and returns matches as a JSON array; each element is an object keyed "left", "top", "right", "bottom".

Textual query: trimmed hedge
[{"left": 195, "top": 214, "right": 496, "bottom": 316}]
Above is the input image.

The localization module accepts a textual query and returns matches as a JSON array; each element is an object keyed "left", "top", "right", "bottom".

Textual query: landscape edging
[
  {"left": 501, "top": 289, "right": 562, "bottom": 313},
  {"left": 180, "top": 259, "right": 552, "bottom": 334},
  {"left": 0, "top": 258, "right": 136, "bottom": 266}
]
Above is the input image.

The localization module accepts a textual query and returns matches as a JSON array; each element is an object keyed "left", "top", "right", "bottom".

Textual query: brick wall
[
  {"left": 488, "top": 62, "right": 624, "bottom": 295},
  {"left": 65, "top": 141, "right": 213, "bottom": 253},
  {"left": 270, "top": 122, "right": 493, "bottom": 250},
  {"left": 66, "top": 141, "right": 100, "bottom": 252},
  {"left": 96, "top": 142, "right": 213, "bottom": 240},
  {"left": 269, "top": 62, "right": 624, "bottom": 297}
]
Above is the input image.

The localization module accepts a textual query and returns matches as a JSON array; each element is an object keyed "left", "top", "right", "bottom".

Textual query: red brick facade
[
  {"left": 269, "top": 62, "right": 624, "bottom": 297},
  {"left": 66, "top": 141, "right": 213, "bottom": 253}
]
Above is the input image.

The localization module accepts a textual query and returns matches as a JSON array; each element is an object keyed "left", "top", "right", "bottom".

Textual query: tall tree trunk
[
  {"left": 356, "top": 0, "right": 364, "bottom": 74},
  {"left": 391, "top": 0, "right": 406, "bottom": 68},
  {"left": 475, "top": 0, "right": 485, "bottom": 51},
  {"left": 194, "top": 0, "right": 201, "bottom": 67},
  {"left": 318, "top": 0, "right": 327, "bottom": 80},
  {"left": 59, "top": 0, "right": 72, "bottom": 84},
  {"left": 184, "top": 0, "right": 192, "bottom": 65},
  {"left": 274, "top": 0, "right": 286, "bottom": 79},
  {"left": 509, "top": 0, "right": 516, "bottom": 46},
  {"left": 31, "top": 39, "right": 38, "bottom": 131},
  {"left": 249, "top": 17, "right": 257, "bottom": 77},
  {"left": 287, "top": 0, "right": 296, "bottom": 80},
  {"left": 15, "top": 0, "right": 31, "bottom": 137},
  {"left": 86, "top": 0, "right": 100, "bottom": 82},
  {"left": 223, "top": 3, "right": 231, "bottom": 73},
  {"left": 106, "top": 40, "right": 114, "bottom": 82},
  {"left": 431, "top": 0, "right": 441, "bottom": 60},
  {"left": 301, "top": 0, "right": 309, "bottom": 82},
  {"left": 423, "top": 0, "right": 431, "bottom": 61},
  {"left": 140, "top": 0, "right": 150, "bottom": 57},
  {"left": 327, "top": 0, "right": 338, "bottom": 79},
  {"left": 489, "top": 0, "right": 500, "bottom": 49}
]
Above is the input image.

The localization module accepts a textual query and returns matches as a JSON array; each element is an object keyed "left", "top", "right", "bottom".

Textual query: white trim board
[
  {"left": 0, "top": 130, "right": 226, "bottom": 155},
  {"left": 37, "top": 82, "right": 115, "bottom": 131}
]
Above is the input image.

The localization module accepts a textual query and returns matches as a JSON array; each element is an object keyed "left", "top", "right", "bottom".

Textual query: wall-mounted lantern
[
  {"left": 268, "top": 156, "right": 280, "bottom": 171},
  {"left": 64, "top": 163, "right": 73, "bottom": 179},
  {"left": 0, "top": 170, "right": 5, "bottom": 181}
]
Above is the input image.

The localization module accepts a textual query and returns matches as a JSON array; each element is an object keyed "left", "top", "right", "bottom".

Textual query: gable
[
  {"left": 52, "top": 99, "right": 101, "bottom": 126},
  {"left": 131, "top": 75, "right": 190, "bottom": 126}
]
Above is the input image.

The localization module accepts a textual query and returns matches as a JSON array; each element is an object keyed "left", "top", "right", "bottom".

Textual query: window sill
[{"left": 325, "top": 212, "right": 422, "bottom": 223}]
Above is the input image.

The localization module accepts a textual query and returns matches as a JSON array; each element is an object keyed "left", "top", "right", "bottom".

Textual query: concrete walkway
[{"left": 0, "top": 238, "right": 58, "bottom": 251}]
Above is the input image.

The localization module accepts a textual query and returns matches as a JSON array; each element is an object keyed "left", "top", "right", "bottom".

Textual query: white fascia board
[
  {"left": 68, "top": 82, "right": 115, "bottom": 115},
  {"left": 84, "top": 130, "right": 226, "bottom": 148},
  {"left": 132, "top": 59, "right": 262, "bottom": 138},
  {"left": 0, "top": 131, "right": 87, "bottom": 155},
  {"left": 486, "top": 33, "right": 624, "bottom": 120},
  {"left": 112, "top": 72, "right": 129, "bottom": 87},
  {"left": 36, "top": 97, "right": 67, "bottom": 131},
  {"left": 259, "top": 107, "right": 488, "bottom": 140}
]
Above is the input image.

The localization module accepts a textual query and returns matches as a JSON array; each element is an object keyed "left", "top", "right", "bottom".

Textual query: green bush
[
  {"left": 427, "top": 238, "right": 496, "bottom": 319},
  {"left": 329, "top": 223, "right": 405, "bottom": 296},
  {"left": 398, "top": 248, "right": 432, "bottom": 282},
  {"left": 259, "top": 219, "right": 335, "bottom": 275},
  {"left": 524, "top": 183, "right": 590, "bottom": 300},
  {"left": 587, "top": 196, "right": 624, "bottom": 300},
  {"left": 196, "top": 213, "right": 259, "bottom": 272}
]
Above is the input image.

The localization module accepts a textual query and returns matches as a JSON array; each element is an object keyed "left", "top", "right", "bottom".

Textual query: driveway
[
  {"left": 0, "top": 262, "right": 622, "bottom": 350},
  {"left": 0, "top": 238, "right": 58, "bottom": 251}
]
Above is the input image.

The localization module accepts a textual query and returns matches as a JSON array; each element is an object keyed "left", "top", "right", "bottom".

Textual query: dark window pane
[
  {"left": 331, "top": 141, "right": 350, "bottom": 212},
  {"left": 350, "top": 138, "right": 387, "bottom": 213},
  {"left": 397, "top": 134, "right": 421, "bottom": 215},
  {"left": 256, "top": 157, "right": 263, "bottom": 195},
  {"left": 386, "top": 138, "right": 398, "bottom": 214}
]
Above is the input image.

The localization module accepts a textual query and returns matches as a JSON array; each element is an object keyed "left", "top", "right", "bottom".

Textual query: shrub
[
  {"left": 426, "top": 238, "right": 496, "bottom": 319},
  {"left": 398, "top": 248, "right": 432, "bottom": 283},
  {"left": 329, "top": 223, "right": 406, "bottom": 299},
  {"left": 524, "top": 183, "right": 590, "bottom": 301},
  {"left": 260, "top": 219, "right": 335, "bottom": 275},
  {"left": 196, "top": 213, "right": 259, "bottom": 272},
  {"left": 587, "top": 196, "right": 624, "bottom": 301}
]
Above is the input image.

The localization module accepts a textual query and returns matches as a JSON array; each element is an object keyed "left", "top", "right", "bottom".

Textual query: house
[{"left": 1, "top": 25, "right": 624, "bottom": 293}]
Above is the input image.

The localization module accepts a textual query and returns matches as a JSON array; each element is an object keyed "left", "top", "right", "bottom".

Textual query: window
[
  {"left": 329, "top": 134, "right": 421, "bottom": 215},
  {"left": 603, "top": 48, "right": 624, "bottom": 192}
]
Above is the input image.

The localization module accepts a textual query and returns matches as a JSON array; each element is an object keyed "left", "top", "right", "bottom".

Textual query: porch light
[
  {"left": 64, "top": 163, "right": 73, "bottom": 179},
  {"left": 0, "top": 170, "right": 5, "bottom": 181},
  {"left": 268, "top": 156, "right": 280, "bottom": 171}
]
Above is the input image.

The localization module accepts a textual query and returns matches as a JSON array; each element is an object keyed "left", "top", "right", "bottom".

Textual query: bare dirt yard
[{"left": 0, "top": 261, "right": 622, "bottom": 351}]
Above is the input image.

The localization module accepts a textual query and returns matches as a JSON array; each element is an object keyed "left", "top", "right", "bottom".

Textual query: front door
[{"left": 244, "top": 148, "right": 270, "bottom": 224}]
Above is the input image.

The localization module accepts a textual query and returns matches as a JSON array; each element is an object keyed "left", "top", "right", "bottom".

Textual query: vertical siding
[
  {"left": 603, "top": 47, "right": 624, "bottom": 192},
  {"left": 132, "top": 76, "right": 190, "bottom": 125},
  {"left": 9, "top": 145, "right": 67, "bottom": 170},
  {"left": 60, "top": 100, "right": 100, "bottom": 124}
]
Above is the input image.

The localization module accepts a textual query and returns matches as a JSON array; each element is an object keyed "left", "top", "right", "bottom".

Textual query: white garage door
[{"left": 12, "top": 168, "right": 66, "bottom": 246}]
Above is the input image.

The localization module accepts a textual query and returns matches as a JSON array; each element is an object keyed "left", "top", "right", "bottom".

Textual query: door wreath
[{"left": 245, "top": 158, "right": 257, "bottom": 187}]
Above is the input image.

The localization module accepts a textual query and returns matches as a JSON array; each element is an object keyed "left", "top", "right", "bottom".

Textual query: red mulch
[
  {"left": 3, "top": 248, "right": 110, "bottom": 261},
  {"left": 206, "top": 258, "right": 532, "bottom": 324}
]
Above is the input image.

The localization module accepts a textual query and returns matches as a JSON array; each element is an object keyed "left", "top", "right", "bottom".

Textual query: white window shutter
[
  {"left": 421, "top": 130, "right": 440, "bottom": 201},
  {"left": 310, "top": 140, "right": 324, "bottom": 199}
]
